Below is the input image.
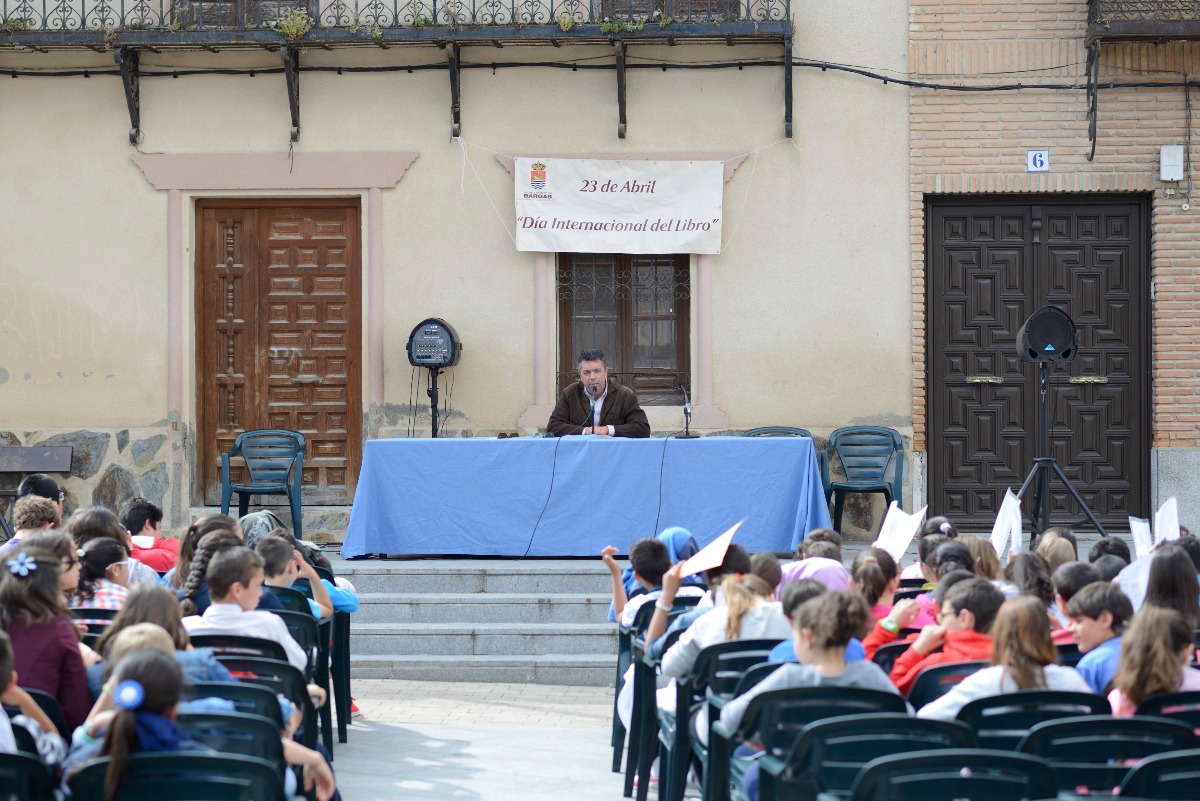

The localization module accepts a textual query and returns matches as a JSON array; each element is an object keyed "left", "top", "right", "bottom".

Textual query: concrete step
[
  {"left": 349, "top": 654, "right": 616, "bottom": 686},
  {"left": 336, "top": 562, "right": 613, "bottom": 595},
  {"left": 354, "top": 592, "right": 612, "bottom": 624},
  {"left": 350, "top": 622, "right": 618, "bottom": 656}
]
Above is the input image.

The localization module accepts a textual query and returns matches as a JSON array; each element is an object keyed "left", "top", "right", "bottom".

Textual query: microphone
[{"left": 678, "top": 382, "right": 698, "bottom": 439}]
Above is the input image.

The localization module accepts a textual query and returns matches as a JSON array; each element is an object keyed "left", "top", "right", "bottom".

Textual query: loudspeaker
[{"left": 1017, "top": 306, "right": 1077, "bottom": 363}]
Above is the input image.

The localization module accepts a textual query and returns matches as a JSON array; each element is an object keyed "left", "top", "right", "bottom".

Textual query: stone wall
[{"left": 0, "top": 426, "right": 185, "bottom": 528}]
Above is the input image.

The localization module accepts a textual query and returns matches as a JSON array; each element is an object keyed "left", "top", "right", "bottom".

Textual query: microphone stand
[{"left": 677, "top": 383, "right": 699, "bottom": 439}]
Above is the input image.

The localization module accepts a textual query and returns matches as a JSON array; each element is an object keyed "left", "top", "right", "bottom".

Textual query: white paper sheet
[
  {"left": 1129, "top": 517, "right": 1153, "bottom": 559},
  {"left": 1008, "top": 494, "right": 1024, "bottom": 555},
  {"left": 1155, "top": 496, "right": 1181, "bottom": 545},
  {"left": 990, "top": 490, "right": 1020, "bottom": 557},
  {"left": 873, "top": 502, "right": 927, "bottom": 564}
]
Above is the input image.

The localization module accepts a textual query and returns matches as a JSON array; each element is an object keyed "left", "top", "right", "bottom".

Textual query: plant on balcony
[
  {"left": 0, "top": 16, "right": 32, "bottom": 32},
  {"left": 556, "top": 12, "right": 577, "bottom": 31},
  {"left": 273, "top": 8, "right": 313, "bottom": 41}
]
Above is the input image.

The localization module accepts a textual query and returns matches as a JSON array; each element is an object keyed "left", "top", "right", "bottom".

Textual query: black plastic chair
[
  {"left": 0, "top": 751, "right": 55, "bottom": 801},
  {"left": 176, "top": 711, "right": 286, "bottom": 767},
  {"left": 3, "top": 705, "right": 40, "bottom": 757},
  {"left": 1118, "top": 747, "right": 1200, "bottom": 799},
  {"left": 891, "top": 588, "right": 924, "bottom": 602},
  {"left": 292, "top": 572, "right": 353, "bottom": 743},
  {"left": 840, "top": 749, "right": 1058, "bottom": 801},
  {"left": 758, "top": 714, "right": 975, "bottom": 801},
  {"left": 1136, "top": 690, "right": 1200, "bottom": 730},
  {"left": 824, "top": 426, "right": 904, "bottom": 532},
  {"left": 870, "top": 641, "right": 915, "bottom": 675},
  {"left": 188, "top": 633, "right": 290, "bottom": 664},
  {"left": 906, "top": 660, "right": 988, "bottom": 710},
  {"left": 612, "top": 595, "right": 700, "bottom": 774},
  {"left": 69, "top": 752, "right": 289, "bottom": 801},
  {"left": 220, "top": 429, "right": 306, "bottom": 539},
  {"left": 658, "top": 639, "right": 780, "bottom": 801},
  {"left": 1017, "top": 715, "right": 1195, "bottom": 795},
  {"left": 708, "top": 688, "right": 908, "bottom": 801},
  {"left": 898, "top": 577, "right": 926, "bottom": 589},
  {"left": 270, "top": 584, "right": 315, "bottom": 615},
  {"left": 214, "top": 656, "right": 317, "bottom": 751},
  {"left": 627, "top": 627, "right": 684, "bottom": 801},
  {"left": 744, "top": 427, "right": 815, "bottom": 439},
  {"left": 955, "top": 690, "right": 1111, "bottom": 750},
  {"left": 182, "top": 681, "right": 285, "bottom": 729},
  {"left": 1055, "top": 642, "right": 1083, "bottom": 667},
  {"left": 271, "top": 608, "right": 332, "bottom": 756},
  {"left": 21, "top": 687, "right": 70, "bottom": 739}
]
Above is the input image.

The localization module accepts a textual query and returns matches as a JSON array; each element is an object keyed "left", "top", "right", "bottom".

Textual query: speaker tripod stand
[{"left": 1015, "top": 361, "right": 1107, "bottom": 539}]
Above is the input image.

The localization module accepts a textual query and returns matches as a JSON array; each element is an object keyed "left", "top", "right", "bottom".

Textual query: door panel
[
  {"left": 197, "top": 201, "right": 362, "bottom": 507},
  {"left": 928, "top": 198, "right": 1148, "bottom": 529}
]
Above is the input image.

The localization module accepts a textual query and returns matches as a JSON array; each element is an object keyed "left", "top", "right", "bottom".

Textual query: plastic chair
[
  {"left": 955, "top": 690, "right": 1111, "bottom": 750},
  {"left": 906, "top": 660, "right": 988, "bottom": 710},
  {"left": 214, "top": 656, "right": 317, "bottom": 751},
  {"left": 220, "top": 429, "right": 306, "bottom": 539},
  {"left": 293, "top": 572, "right": 353, "bottom": 743},
  {"left": 898, "top": 577, "right": 926, "bottom": 589},
  {"left": 1055, "top": 642, "right": 1083, "bottom": 667},
  {"left": 188, "top": 634, "right": 290, "bottom": 664},
  {"left": 271, "top": 609, "right": 333, "bottom": 756},
  {"left": 1136, "top": 691, "right": 1200, "bottom": 731},
  {"left": 183, "top": 681, "right": 285, "bottom": 728},
  {"left": 270, "top": 584, "right": 315, "bottom": 615},
  {"left": 658, "top": 640, "right": 781, "bottom": 801},
  {"left": 627, "top": 626, "right": 684, "bottom": 801},
  {"left": 824, "top": 426, "right": 904, "bottom": 532},
  {"left": 612, "top": 595, "right": 700, "bottom": 774},
  {"left": 891, "top": 587, "right": 924, "bottom": 602},
  {"left": 743, "top": 427, "right": 815, "bottom": 439},
  {"left": 1017, "top": 715, "right": 1195, "bottom": 795},
  {"left": 1119, "top": 747, "right": 1200, "bottom": 799},
  {"left": 839, "top": 749, "right": 1058, "bottom": 801},
  {"left": 0, "top": 751, "right": 55, "bottom": 801},
  {"left": 708, "top": 688, "right": 908, "bottom": 801},
  {"left": 176, "top": 711, "right": 286, "bottom": 767},
  {"left": 69, "top": 752, "right": 289, "bottom": 801},
  {"left": 870, "top": 640, "right": 916, "bottom": 676},
  {"left": 758, "top": 714, "right": 975, "bottom": 801},
  {"left": 21, "top": 687, "right": 70, "bottom": 739}
]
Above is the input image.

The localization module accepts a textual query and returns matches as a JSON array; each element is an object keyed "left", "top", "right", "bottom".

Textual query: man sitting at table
[{"left": 546, "top": 348, "right": 651, "bottom": 438}]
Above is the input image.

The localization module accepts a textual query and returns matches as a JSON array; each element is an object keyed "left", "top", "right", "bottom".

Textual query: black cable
[
  {"left": 520, "top": 433, "right": 563, "bottom": 559},
  {"left": 407, "top": 366, "right": 418, "bottom": 438},
  {"left": 651, "top": 435, "right": 670, "bottom": 537}
]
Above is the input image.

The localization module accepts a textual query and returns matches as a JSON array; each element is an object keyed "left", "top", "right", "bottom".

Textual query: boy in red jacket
[{"left": 887, "top": 578, "right": 1004, "bottom": 696}]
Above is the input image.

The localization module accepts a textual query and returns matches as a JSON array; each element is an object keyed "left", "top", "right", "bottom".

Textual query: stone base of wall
[
  {"left": 0, "top": 426, "right": 184, "bottom": 529},
  {"left": 1152, "top": 448, "right": 1200, "bottom": 527}
]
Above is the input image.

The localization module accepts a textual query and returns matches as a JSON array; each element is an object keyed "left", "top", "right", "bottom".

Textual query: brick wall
[{"left": 910, "top": 0, "right": 1200, "bottom": 451}]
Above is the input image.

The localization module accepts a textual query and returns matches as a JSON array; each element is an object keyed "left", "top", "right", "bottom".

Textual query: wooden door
[
  {"left": 196, "top": 201, "right": 362, "bottom": 507},
  {"left": 927, "top": 198, "right": 1149, "bottom": 529}
]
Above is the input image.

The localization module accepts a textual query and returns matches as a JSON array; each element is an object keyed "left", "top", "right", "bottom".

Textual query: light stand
[{"left": 1015, "top": 360, "right": 1107, "bottom": 539}]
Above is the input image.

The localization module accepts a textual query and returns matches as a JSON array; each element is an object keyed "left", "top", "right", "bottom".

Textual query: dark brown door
[
  {"left": 196, "top": 200, "right": 362, "bottom": 506},
  {"left": 927, "top": 197, "right": 1149, "bottom": 528}
]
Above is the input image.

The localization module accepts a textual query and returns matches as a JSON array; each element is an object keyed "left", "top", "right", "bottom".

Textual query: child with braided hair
[
  {"left": 164, "top": 514, "right": 240, "bottom": 590},
  {"left": 177, "top": 529, "right": 286, "bottom": 615}
]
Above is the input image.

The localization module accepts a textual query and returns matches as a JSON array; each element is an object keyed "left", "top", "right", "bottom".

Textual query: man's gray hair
[{"left": 578, "top": 348, "right": 606, "bottom": 367}]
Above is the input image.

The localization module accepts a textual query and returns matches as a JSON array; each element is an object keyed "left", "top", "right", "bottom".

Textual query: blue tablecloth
[{"left": 340, "top": 436, "right": 832, "bottom": 557}]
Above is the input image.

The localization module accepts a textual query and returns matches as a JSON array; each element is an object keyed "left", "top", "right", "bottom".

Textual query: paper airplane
[
  {"left": 873, "top": 502, "right": 927, "bottom": 564},
  {"left": 680, "top": 519, "right": 744, "bottom": 578},
  {"left": 1129, "top": 496, "right": 1181, "bottom": 558}
]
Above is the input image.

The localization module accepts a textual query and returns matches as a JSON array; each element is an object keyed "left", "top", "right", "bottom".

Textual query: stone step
[
  {"left": 336, "top": 562, "right": 613, "bottom": 595},
  {"left": 349, "top": 653, "right": 616, "bottom": 686},
  {"left": 354, "top": 592, "right": 613, "bottom": 624},
  {"left": 349, "top": 622, "right": 618, "bottom": 656}
]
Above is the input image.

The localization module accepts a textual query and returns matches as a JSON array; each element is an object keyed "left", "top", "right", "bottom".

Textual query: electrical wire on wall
[{"left": 1183, "top": 75, "right": 1194, "bottom": 208}]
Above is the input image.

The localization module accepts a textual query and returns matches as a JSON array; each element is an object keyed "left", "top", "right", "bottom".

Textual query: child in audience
[
  {"left": 87, "top": 584, "right": 234, "bottom": 697},
  {"left": 258, "top": 536, "right": 335, "bottom": 618},
  {"left": 1093, "top": 554, "right": 1128, "bottom": 582},
  {"left": 1109, "top": 606, "right": 1200, "bottom": 716},
  {"left": 64, "top": 507, "right": 158, "bottom": 586},
  {"left": 0, "top": 546, "right": 92, "bottom": 730},
  {"left": 179, "top": 530, "right": 285, "bottom": 615},
  {"left": 1089, "top": 536, "right": 1131, "bottom": 565},
  {"left": 181, "top": 546, "right": 309, "bottom": 674},
  {"left": 165, "top": 514, "right": 240, "bottom": 590},
  {"left": 905, "top": 539, "right": 976, "bottom": 629},
  {"left": 900, "top": 518, "right": 957, "bottom": 580},
  {"left": 721, "top": 592, "right": 903, "bottom": 801},
  {"left": 1005, "top": 551, "right": 1055, "bottom": 609},
  {"left": 919, "top": 595, "right": 1091, "bottom": 719},
  {"left": 769, "top": 579, "right": 865, "bottom": 664},
  {"left": 602, "top": 537, "right": 703, "bottom": 628},
  {"left": 0, "top": 629, "right": 68, "bottom": 766},
  {"left": 644, "top": 545, "right": 753, "bottom": 658},
  {"left": 0, "top": 495, "right": 61, "bottom": 559},
  {"left": 118, "top": 497, "right": 179, "bottom": 573},
  {"left": 794, "top": 528, "right": 843, "bottom": 562},
  {"left": 258, "top": 529, "right": 359, "bottom": 618},
  {"left": 749, "top": 553, "right": 782, "bottom": 592},
  {"left": 889, "top": 578, "right": 1004, "bottom": 696},
  {"left": 860, "top": 568, "right": 974, "bottom": 660},
  {"left": 22, "top": 529, "right": 82, "bottom": 600},
  {"left": 1050, "top": 561, "right": 1103, "bottom": 644},
  {"left": 851, "top": 547, "right": 898, "bottom": 624},
  {"left": 604, "top": 527, "right": 700, "bottom": 623},
  {"left": 69, "top": 538, "right": 131, "bottom": 616},
  {"left": 1144, "top": 545, "right": 1200, "bottom": 628},
  {"left": 1067, "top": 581, "right": 1133, "bottom": 694},
  {"left": 1035, "top": 529, "right": 1077, "bottom": 573}
]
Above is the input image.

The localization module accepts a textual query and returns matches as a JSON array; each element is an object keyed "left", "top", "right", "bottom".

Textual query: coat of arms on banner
[{"left": 530, "top": 162, "right": 547, "bottom": 190}]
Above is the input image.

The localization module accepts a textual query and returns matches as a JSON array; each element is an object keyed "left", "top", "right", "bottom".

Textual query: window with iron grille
[{"left": 557, "top": 253, "right": 690, "bottom": 406}]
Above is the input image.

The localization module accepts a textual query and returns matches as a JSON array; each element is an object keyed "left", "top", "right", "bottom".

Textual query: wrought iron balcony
[
  {"left": 0, "top": 0, "right": 789, "bottom": 46},
  {"left": 1086, "top": 0, "right": 1200, "bottom": 45}
]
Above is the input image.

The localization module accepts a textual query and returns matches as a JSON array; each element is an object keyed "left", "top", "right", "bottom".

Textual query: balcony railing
[
  {"left": 1087, "top": 0, "right": 1200, "bottom": 44},
  {"left": 0, "top": 0, "right": 787, "bottom": 36}
]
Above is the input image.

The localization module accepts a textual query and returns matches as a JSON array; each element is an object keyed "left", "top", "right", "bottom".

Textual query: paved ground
[{"left": 335, "top": 680, "right": 630, "bottom": 800}]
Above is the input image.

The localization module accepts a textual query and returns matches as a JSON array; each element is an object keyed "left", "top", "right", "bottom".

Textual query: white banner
[{"left": 514, "top": 158, "right": 724, "bottom": 254}]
